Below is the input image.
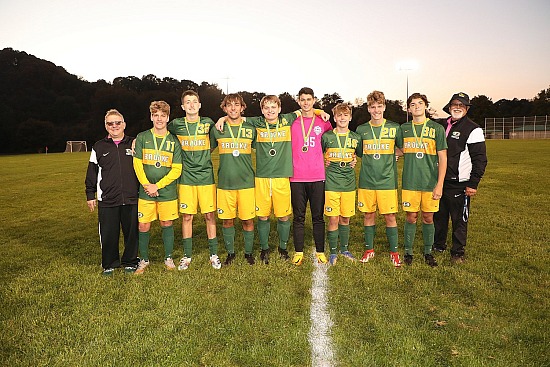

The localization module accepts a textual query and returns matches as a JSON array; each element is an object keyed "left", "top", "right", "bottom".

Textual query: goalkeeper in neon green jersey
[{"left": 133, "top": 101, "right": 183, "bottom": 275}]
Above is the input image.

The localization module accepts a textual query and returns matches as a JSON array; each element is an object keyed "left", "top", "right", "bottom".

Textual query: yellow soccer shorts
[
  {"left": 138, "top": 198, "right": 179, "bottom": 223},
  {"left": 324, "top": 190, "right": 356, "bottom": 217},
  {"left": 401, "top": 190, "right": 440, "bottom": 213},
  {"left": 217, "top": 187, "right": 256, "bottom": 220},
  {"left": 254, "top": 177, "right": 292, "bottom": 218},
  {"left": 178, "top": 184, "right": 216, "bottom": 214},
  {"left": 357, "top": 188, "right": 398, "bottom": 215}
]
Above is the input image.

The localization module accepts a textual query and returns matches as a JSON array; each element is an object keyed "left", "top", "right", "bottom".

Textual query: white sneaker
[
  {"left": 209, "top": 254, "right": 222, "bottom": 270},
  {"left": 178, "top": 257, "right": 192, "bottom": 271},
  {"left": 134, "top": 259, "right": 150, "bottom": 275},
  {"left": 164, "top": 257, "right": 176, "bottom": 270}
]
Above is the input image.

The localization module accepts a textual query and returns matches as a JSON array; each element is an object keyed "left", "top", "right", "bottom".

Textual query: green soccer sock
[
  {"left": 182, "top": 237, "right": 193, "bottom": 258},
  {"left": 277, "top": 219, "right": 291, "bottom": 250},
  {"left": 404, "top": 221, "right": 417, "bottom": 256},
  {"left": 208, "top": 237, "right": 219, "bottom": 256},
  {"left": 338, "top": 224, "right": 350, "bottom": 252},
  {"left": 161, "top": 225, "right": 174, "bottom": 259},
  {"left": 422, "top": 223, "right": 435, "bottom": 255},
  {"left": 386, "top": 226, "right": 398, "bottom": 253},
  {"left": 258, "top": 218, "right": 270, "bottom": 250},
  {"left": 222, "top": 226, "right": 236, "bottom": 254},
  {"left": 138, "top": 231, "right": 150, "bottom": 261},
  {"left": 243, "top": 229, "right": 254, "bottom": 255},
  {"left": 364, "top": 225, "right": 376, "bottom": 250},
  {"left": 327, "top": 229, "right": 339, "bottom": 255}
]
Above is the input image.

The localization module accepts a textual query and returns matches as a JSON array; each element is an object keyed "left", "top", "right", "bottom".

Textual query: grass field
[{"left": 0, "top": 139, "right": 548, "bottom": 366}]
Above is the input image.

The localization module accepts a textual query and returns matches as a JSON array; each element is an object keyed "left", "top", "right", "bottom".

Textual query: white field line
[{"left": 308, "top": 254, "right": 335, "bottom": 367}]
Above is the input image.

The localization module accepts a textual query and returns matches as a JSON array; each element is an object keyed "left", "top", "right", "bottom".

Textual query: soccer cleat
[
  {"left": 424, "top": 253, "right": 438, "bottom": 267},
  {"left": 292, "top": 252, "right": 304, "bottom": 266},
  {"left": 209, "top": 254, "right": 222, "bottom": 270},
  {"left": 316, "top": 253, "right": 328, "bottom": 264},
  {"left": 432, "top": 245, "right": 446, "bottom": 253},
  {"left": 390, "top": 252, "right": 402, "bottom": 268},
  {"left": 102, "top": 268, "right": 114, "bottom": 276},
  {"left": 134, "top": 259, "right": 150, "bottom": 275},
  {"left": 404, "top": 254, "right": 413, "bottom": 266},
  {"left": 340, "top": 250, "right": 356, "bottom": 261},
  {"left": 164, "top": 257, "right": 176, "bottom": 270},
  {"left": 329, "top": 254, "right": 338, "bottom": 266},
  {"left": 178, "top": 257, "right": 191, "bottom": 271},
  {"left": 224, "top": 253, "right": 236, "bottom": 266},
  {"left": 124, "top": 266, "right": 137, "bottom": 274},
  {"left": 245, "top": 253, "right": 255, "bottom": 265},
  {"left": 260, "top": 249, "right": 270, "bottom": 264},
  {"left": 278, "top": 247, "right": 290, "bottom": 260},
  {"left": 360, "top": 249, "right": 375, "bottom": 263}
]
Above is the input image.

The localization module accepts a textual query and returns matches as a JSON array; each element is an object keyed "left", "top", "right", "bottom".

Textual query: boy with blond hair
[
  {"left": 322, "top": 103, "right": 362, "bottom": 265},
  {"left": 133, "top": 101, "right": 183, "bottom": 274},
  {"left": 356, "top": 91, "right": 403, "bottom": 267}
]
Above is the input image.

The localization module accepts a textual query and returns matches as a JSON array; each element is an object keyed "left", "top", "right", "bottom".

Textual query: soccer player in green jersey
[
  {"left": 399, "top": 93, "right": 447, "bottom": 267},
  {"left": 168, "top": 90, "right": 221, "bottom": 270},
  {"left": 356, "top": 91, "right": 403, "bottom": 267},
  {"left": 322, "top": 103, "right": 362, "bottom": 265},
  {"left": 133, "top": 101, "right": 183, "bottom": 275},
  {"left": 210, "top": 94, "right": 257, "bottom": 265}
]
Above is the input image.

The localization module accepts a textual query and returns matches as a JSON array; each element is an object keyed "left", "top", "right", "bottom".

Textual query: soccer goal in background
[{"left": 64, "top": 141, "right": 88, "bottom": 152}]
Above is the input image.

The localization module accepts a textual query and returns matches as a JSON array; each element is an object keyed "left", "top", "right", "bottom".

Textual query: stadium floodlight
[{"left": 397, "top": 60, "right": 419, "bottom": 121}]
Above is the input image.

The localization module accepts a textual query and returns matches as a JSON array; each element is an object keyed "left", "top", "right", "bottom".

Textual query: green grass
[{"left": 0, "top": 140, "right": 549, "bottom": 366}]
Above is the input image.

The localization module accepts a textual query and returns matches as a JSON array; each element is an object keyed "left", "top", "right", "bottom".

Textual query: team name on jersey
[
  {"left": 220, "top": 142, "right": 250, "bottom": 149},
  {"left": 403, "top": 141, "right": 429, "bottom": 149},
  {"left": 327, "top": 151, "right": 354, "bottom": 159},
  {"left": 364, "top": 143, "right": 391, "bottom": 151},
  {"left": 143, "top": 153, "right": 171, "bottom": 164},
  {"left": 258, "top": 130, "right": 288, "bottom": 139}
]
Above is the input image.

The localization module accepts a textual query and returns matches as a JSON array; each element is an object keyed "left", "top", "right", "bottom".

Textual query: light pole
[{"left": 398, "top": 61, "right": 418, "bottom": 122}]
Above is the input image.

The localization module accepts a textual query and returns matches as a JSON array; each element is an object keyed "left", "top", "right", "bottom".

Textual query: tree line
[{"left": 1, "top": 48, "right": 548, "bottom": 154}]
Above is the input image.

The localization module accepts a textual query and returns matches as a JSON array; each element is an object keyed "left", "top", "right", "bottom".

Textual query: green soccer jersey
[
  {"left": 134, "top": 129, "right": 183, "bottom": 201},
  {"left": 356, "top": 119, "right": 403, "bottom": 190},
  {"left": 168, "top": 116, "right": 215, "bottom": 186},
  {"left": 321, "top": 129, "right": 362, "bottom": 192},
  {"left": 210, "top": 120, "right": 256, "bottom": 190},
  {"left": 247, "top": 112, "right": 297, "bottom": 178},
  {"left": 398, "top": 119, "right": 447, "bottom": 191}
]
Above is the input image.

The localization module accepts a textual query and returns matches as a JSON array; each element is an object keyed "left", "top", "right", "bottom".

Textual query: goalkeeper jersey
[
  {"left": 356, "top": 120, "right": 402, "bottom": 190},
  {"left": 133, "top": 129, "right": 182, "bottom": 201},
  {"left": 210, "top": 120, "right": 256, "bottom": 190},
  {"left": 321, "top": 129, "right": 362, "bottom": 192},
  {"left": 247, "top": 112, "right": 297, "bottom": 178},
  {"left": 168, "top": 116, "right": 215, "bottom": 186},
  {"left": 398, "top": 119, "right": 447, "bottom": 191}
]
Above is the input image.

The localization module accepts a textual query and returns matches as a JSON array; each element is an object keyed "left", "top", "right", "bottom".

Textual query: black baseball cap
[{"left": 443, "top": 92, "right": 472, "bottom": 114}]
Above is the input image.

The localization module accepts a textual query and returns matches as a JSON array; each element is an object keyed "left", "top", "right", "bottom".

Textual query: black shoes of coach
[{"left": 432, "top": 245, "right": 446, "bottom": 253}]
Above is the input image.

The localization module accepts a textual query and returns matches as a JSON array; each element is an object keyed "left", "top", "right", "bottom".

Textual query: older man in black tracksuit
[
  {"left": 85, "top": 109, "right": 140, "bottom": 275},
  {"left": 433, "top": 93, "right": 487, "bottom": 263}
]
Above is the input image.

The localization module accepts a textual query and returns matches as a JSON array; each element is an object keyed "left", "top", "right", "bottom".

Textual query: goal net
[{"left": 65, "top": 141, "right": 88, "bottom": 152}]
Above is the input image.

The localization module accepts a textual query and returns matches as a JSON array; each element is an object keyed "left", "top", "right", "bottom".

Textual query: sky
[{"left": 1, "top": 0, "right": 549, "bottom": 117}]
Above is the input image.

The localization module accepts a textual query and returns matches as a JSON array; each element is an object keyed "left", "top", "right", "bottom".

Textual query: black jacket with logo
[
  {"left": 85, "top": 135, "right": 139, "bottom": 207},
  {"left": 439, "top": 116, "right": 487, "bottom": 189}
]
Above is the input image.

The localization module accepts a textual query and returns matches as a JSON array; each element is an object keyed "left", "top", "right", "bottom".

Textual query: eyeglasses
[
  {"left": 106, "top": 121, "right": 123, "bottom": 126},
  {"left": 450, "top": 102, "right": 466, "bottom": 109}
]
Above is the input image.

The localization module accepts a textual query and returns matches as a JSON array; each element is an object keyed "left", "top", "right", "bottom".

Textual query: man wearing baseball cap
[{"left": 433, "top": 93, "right": 487, "bottom": 263}]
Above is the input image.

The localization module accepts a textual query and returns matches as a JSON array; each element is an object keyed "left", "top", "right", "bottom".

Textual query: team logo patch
[
  {"left": 255, "top": 206, "right": 260, "bottom": 211},
  {"left": 402, "top": 202, "right": 411, "bottom": 207},
  {"left": 326, "top": 206, "right": 333, "bottom": 212},
  {"left": 358, "top": 202, "right": 364, "bottom": 207},
  {"left": 180, "top": 203, "right": 188, "bottom": 209},
  {"left": 217, "top": 208, "right": 224, "bottom": 214},
  {"left": 138, "top": 212, "right": 144, "bottom": 218},
  {"left": 451, "top": 131, "right": 460, "bottom": 139},
  {"left": 126, "top": 149, "right": 133, "bottom": 156},
  {"left": 314, "top": 126, "right": 323, "bottom": 135}
]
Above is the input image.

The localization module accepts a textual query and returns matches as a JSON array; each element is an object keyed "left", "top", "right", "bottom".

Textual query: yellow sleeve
[
  {"left": 156, "top": 163, "right": 182, "bottom": 189},
  {"left": 133, "top": 157, "right": 150, "bottom": 186}
]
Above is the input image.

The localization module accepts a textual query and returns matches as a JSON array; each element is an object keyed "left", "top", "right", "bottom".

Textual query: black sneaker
[
  {"left": 245, "top": 253, "right": 255, "bottom": 265},
  {"left": 404, "top": 254, "right": 413, "bottom": 266},
  {"left": 432, "top": 245, "right": 446, "bottom": 253},
  {"left": 278, "top": 247, "right": 290, "bottom": 260},
  {"left": 424, "top": 253, "right": 438, "bottom": 267},
  {"left": 260, "top": 249, "right": 270, "bottom": 264},
  {"left": 224, "top": 253, "right": 236, "bottom": 266}
]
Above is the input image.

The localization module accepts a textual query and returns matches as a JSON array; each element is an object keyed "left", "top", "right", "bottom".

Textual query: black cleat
[
  {"left": 260, "top": 249, "right": 270, "bottom": 264},
  {"left": 404, "top": 254, "right": 413, "bottom": 266},
  {"left": 223, "top": 253, "right": 236, "bottom": 266},
  {"left": 278, "top": 248, "right": 290, "bottom": 260},
  {"left": 424, "top": 253, "right": 438, "bottom": 267},
  {"left": 245, "top": 253, "right": 255, "bottom": 265}
]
